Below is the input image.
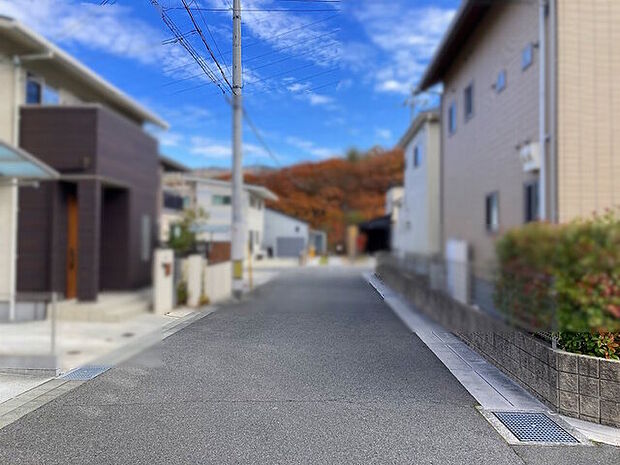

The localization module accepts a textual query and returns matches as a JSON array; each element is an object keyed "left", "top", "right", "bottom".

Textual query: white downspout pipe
[
  {"left": 549, "top": 0, "right": 557, "bottom": 223},
  {"left": 538, "top": 0, "right": 547, "bottom": 221}
]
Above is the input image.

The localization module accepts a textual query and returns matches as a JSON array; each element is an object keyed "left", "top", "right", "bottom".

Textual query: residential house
[
  {"left": 394, "top": 111, "right": 441, "bottom": 259},
  {"left": 162, "top": 174, "right": 278, "bottom": 259},
  {"left": 158, "top": 155, "right": 190, "bottom": 243},
  {"left": 262, "top": 209, "right": 309, "bottom": 258},
  {"left": 416, "top": 0, "right": 620, "bottom": 307},
  {"left": 0, "top": 16, "right": 168, "bottom": 308}
]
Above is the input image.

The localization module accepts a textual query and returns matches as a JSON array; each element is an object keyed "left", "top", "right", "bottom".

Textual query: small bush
[
  {"left": 176, "top": 281, "right": 188, "bottom": 306},
  {"left": 558, "top": 332, "right": 619, "bottom": 360}
]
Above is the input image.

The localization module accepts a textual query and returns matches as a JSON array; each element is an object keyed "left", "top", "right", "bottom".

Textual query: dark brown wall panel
[
  {"left": 96, "top": 107, "right": 159, "bottom": 289},
  {"left": 100, "top": 188, "right": 130, "bottom": 290},
  {"left": 16, "top": 183, "right": 53, "bottom": 293},
  {"left": 19, "top": 107, "right": 97, "bottom": 173}
]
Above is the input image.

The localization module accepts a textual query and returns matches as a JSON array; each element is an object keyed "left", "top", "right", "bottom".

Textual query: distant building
[
  {"left": 309, "top": 229, "right": 328, "bottom": 255},
  {"left": 384, "top": 186, "right": 403, "bottom": 252},
  {"left": 0, "top": 17, "right": 167, "bottom": 310},
  {"left": 417, "top": 0, "right": 620, "bottom": 305},
  {"left": 162, "top": 174, "right": 278, "bottom": 260},
  {"left": 394, "top": 111, "right": 441, "bottom": 258},
  {"left": 262, "top": 209, "right": 309, "bottom": 258}
]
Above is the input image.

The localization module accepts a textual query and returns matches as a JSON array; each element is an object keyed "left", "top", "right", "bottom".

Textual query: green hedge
[{"left": 495, "top": 210, "right": 620, "bottom": 359}]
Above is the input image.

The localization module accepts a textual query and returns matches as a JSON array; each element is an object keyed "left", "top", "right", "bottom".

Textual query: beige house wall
[
  {"left": 556, "top": 0, "right": 620, "bottom": 221},
  {"left": 441, "top": 3, "right": 539, "bottom": 271},
  {"left": 0, "top": 53, "right": 20, "bottom": 145}
]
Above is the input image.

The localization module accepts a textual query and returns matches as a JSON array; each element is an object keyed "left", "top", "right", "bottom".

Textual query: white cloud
[
  {"left": 375, "top": 128, "right": 392, "bottom": 140},
  {"left": 286, "top": 136, "right": 336, "bottom": 160},
  {"left": 190, "top": 136, "right": 267, "bottom": 161},
  {"left": 349, "top": 1, "right": 456, "bottom": 95},
  {"left": 287, "top": 83, "right": 310, "bottom": 93},
  {"left": 156, "top": 131, "right": 184, "bottom": 148}
]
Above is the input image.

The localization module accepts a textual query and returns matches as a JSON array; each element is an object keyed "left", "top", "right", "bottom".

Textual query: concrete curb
[{"left": 364, "top": 271, "right": 620, "bottom": 447}]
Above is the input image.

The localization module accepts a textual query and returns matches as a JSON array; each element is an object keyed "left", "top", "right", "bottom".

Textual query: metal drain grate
[
  {"left": 62, "top": 365, "right": 111, "bottom": 380},
  {"left": 494, "top": 412, "right": 578, "bottom": 444}
]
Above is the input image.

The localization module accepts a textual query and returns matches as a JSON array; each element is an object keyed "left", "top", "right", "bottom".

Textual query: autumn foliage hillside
[{"left": 243, "top": 148, "right": 404, "bottom": 249}]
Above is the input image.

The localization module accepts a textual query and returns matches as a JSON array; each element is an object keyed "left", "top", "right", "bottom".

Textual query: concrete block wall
[{"left": 377, "top": 258, "right": 620, "bottom": 427}]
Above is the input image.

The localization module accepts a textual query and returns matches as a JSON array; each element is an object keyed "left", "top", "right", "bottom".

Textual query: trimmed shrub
[{"left": 495, "top": 210, "right": 620, "bottom": 359}]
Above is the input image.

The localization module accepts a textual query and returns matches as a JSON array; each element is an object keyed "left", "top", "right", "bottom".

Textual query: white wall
[
  {"left": 246, "top": 193, "right": 264, "bottom": 255},
  {"left": 262, "top": 209, "right": 309, "bottom": 254},
  {"left": 203, "top": 261, "right": 232, "bottom": 304},
  {"left": 396, "top": 118, "right": 441, "bottom": 257},
  {"left": 196, "top": 183, "right": 236, "bottom": 242},
  {"left": 0, "top": 183, "right": 17, "bottom": 300}
]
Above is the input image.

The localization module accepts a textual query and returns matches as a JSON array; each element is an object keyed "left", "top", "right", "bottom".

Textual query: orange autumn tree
[{"left": 227, "top": 148, "right": 404, "bottom": 249}]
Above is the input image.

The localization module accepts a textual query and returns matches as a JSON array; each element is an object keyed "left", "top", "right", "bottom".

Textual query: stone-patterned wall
[{"left": 376, "top": 259, "right": 620, "bottom": 427}]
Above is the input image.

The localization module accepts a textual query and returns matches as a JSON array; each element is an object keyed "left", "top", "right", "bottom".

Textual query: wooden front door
[{"left": 66, "top": 194, "right": 78, "bottom": 299}]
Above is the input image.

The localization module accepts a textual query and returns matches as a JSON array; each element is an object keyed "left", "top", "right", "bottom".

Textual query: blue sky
[{"left": 0, "top": 0, "right": 458, "bottom": 168}]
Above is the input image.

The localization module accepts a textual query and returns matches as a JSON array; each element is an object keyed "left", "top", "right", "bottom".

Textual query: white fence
[
  {"left": 203, "top": 261, "right": 232, "bottom": 304},
  {"left": 153, "top": 250, "right": 232, "bottom": 312}
]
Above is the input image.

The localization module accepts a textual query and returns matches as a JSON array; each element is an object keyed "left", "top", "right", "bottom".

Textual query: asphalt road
[{"left": 0, "top": 268, "right": 618, "bottom": 464}]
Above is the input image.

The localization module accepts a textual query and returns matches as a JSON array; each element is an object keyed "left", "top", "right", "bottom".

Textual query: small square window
[
  {"left": 522, "top": 44, "right": 533, "bottom": 70},
  {"left": 464, "top": 84, "right": 474, "bottom": 120},
  {"left": 448, "top": 101, "right": 457, "bottom": 134},
  {"left": 413, "top": 145, "right": 421, "bottom": 168},
  {"left": 485, "top": 192, "right": 499, "bottom": 233},
  {"left": 524, "top": 181, "right": 539, "bottom": 223},
  {"left": 496, "top": 70, "right": 506, "bottom": 92}
]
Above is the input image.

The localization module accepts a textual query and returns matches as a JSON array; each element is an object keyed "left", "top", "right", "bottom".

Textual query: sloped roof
[
  {"left": 0, "top": 16, "right": 168, "bottom": 129},
  {"left": 416, "top": 1, "right": 491, "bottom": 91}
]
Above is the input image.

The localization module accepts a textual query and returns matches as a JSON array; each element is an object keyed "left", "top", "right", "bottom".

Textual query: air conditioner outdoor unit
[{"left": 519, "top": 142, "right": 541, "bottom": 172}]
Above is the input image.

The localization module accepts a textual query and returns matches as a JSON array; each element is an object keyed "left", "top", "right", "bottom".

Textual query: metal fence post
[{"left": 50, "top": 292, "right": 57, "bottom": 355}]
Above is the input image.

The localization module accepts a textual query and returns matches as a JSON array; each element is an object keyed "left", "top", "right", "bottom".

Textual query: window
[
  {"left": 141, "top": 215, "right": 151, "bottom": 262},
  {"left": 522, "top": 44, "right": 533, "bottom": 70},
  {"left": 496, "top": 70, "right": 506, "bottom": 93},
  {"left": 163, "top": 192, "right": 184, "bottom": 211},
  {"left": 464, "top": 83, "right": 474, "bottom": 120},
  {"left": 524, "top": 181, "right": 539, "bottom": 223},
  {"left": 212, "top": 194, "right": 231, "bottom": 205},
  {"left": 485, "top": 192, "right": 499, "bottom": 233},
  {"left": 448, "top": 100, "right": 457, "bottom": 134},
  {"left": 26, "top": 74, "right": 42, "bottom": 104},
  {"left": 413, "top": 145, "right": 421, "bottom": 168}
]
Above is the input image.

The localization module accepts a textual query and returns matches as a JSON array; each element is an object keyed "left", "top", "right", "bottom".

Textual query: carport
[{"left": 0, "top": 141, "right": 58, "bottom": 321}]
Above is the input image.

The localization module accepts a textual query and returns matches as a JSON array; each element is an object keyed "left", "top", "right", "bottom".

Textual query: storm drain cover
[
  {"left": 62, "top": 365, "right": 111, "bottom": 380},
  {"left": 494, "top": 412, "right": 578, "bottom": 443}
]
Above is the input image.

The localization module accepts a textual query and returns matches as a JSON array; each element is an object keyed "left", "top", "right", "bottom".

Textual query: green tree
[{"left": 168, "top": 207, "right": 209, "bottom": 255}]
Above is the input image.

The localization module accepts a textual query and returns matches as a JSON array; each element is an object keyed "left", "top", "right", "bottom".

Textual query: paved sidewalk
[{"left": 0, "top": 268, "right": 617, "bottom": 464}]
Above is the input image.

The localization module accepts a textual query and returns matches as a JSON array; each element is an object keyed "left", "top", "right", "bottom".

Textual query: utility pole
[{"left": 231, "top": 0, "right": 244, "bottom": 298}]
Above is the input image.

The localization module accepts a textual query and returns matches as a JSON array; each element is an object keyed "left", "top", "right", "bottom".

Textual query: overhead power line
[{"left": 180, "top": 0, "right": 232, "bottom": 90}]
